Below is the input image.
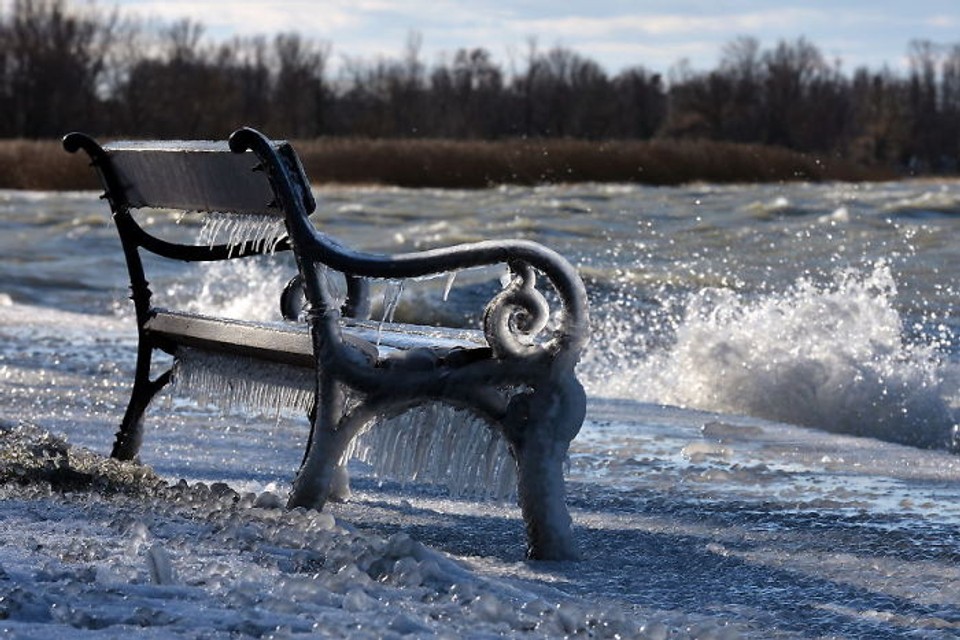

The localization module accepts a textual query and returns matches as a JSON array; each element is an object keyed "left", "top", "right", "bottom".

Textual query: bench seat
[{"left": 145, "top": 309, "right": 491, "bottom": 370}]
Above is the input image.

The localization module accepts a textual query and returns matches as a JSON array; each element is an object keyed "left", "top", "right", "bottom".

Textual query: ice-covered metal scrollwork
[{"left": 483, "top": 261, "right": 551, "bottom": 359}]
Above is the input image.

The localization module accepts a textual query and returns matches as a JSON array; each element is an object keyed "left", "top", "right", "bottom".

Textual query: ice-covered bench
[{"left": 63, "top": 127, "right": 589, "bottom": 560}]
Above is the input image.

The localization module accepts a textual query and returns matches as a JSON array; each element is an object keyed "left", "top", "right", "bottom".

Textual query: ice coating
[
  {"left": 353, "top": 403, "right": 517, "bottom": 500},
  {"left": 171, "top": 348, "right": 314, "bottom": 414},
  {"left": 442, "top": 270, "right": 458, "bottom": 301},
  {"left": 171, "top": 349, "right": 516, "bottom": 499},
  {"left": 381, "top": 279, "right": 405, "bottom": 323}
]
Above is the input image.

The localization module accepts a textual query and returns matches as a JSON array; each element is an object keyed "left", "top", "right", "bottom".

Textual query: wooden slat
[
  {"left": 145, "top": 310, "right": 488, "bottom": 368},
  {"left": 146, "top": 310, "right": 315, "bottom": 368},
  {"left": 103, "top": 140, "right": 299, "bottom": 215}
]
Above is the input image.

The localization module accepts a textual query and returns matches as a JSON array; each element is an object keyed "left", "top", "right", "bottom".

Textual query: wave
[
  {"left": 882, "top": 189, "right": 960, "bottom": 219},
  {"left": 583, "top": 263, "right": 959, "bottom": 450}
]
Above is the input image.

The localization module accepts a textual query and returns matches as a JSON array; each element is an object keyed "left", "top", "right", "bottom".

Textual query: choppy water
[{"left": 2, "top": 181, "right": 960, "bottom": 638}]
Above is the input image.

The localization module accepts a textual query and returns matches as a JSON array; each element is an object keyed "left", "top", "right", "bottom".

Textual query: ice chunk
[
  {"left": 681, "top": 441, "right": 731, "bottom": 463},
  {"left": 342, "top": 587, "right": 376, "bottom": 612},
  {"left": 146, "top": 544, "right": 177, "bottom": 585}
]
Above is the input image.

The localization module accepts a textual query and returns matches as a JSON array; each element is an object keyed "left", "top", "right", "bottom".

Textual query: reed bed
[
  {"left": 0, "top": 137, "right": 892, "bottom": 191},
  {"left": 297, "top": 137, "right": 889, "bottom": 187}
]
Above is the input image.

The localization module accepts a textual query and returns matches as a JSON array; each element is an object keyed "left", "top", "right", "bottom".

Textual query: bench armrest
[{"left": 229, "top": 127, "right": 589, "bottom": 367}]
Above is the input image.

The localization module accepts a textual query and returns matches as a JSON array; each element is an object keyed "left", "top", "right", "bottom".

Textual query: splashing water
[
  {"left": 598, "top": 263, "right": 958, "bottom": 449},
  {"left": 163, "top": 259, "right": 295, "bottom": 322}
]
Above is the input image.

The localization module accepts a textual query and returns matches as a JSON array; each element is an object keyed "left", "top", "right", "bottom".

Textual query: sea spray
[
  {"left": 595, "top": 263, "right": 958, "bottom": 449},
  {"left": 162, "top": 258, "right": 295, "bottom": 322}
]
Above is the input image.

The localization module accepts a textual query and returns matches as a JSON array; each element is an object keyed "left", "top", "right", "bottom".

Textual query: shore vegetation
[{"left": 0, "top": 137, "right": 889, "bottom": 191}]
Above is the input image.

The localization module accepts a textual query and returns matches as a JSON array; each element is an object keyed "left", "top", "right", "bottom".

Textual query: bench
[{"left": 63, "top": 127, "right": 589, "bottom": 560}]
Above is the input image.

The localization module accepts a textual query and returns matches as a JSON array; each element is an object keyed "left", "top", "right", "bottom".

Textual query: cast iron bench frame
[{"left": 63, "top": 127, "right": 589, "bottom": 560}]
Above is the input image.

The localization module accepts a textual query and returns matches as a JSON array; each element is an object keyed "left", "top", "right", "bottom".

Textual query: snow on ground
[{"left": 0, "top": 420, "right": 644, "bottom": 639}]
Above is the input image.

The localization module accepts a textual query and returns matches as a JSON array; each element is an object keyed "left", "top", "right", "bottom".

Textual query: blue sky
[{"left": 57, "top": 1, "right": 960, "bottom": 75}]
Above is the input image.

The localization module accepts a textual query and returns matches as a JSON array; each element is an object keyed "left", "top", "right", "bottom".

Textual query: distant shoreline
[{"left": 0, "top": 137, "right": 897, "bottom": 191}]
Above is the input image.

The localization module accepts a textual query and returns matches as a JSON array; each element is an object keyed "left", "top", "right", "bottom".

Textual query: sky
[{"left": 24, "top": 1, "right": 960, "bottom": 75}]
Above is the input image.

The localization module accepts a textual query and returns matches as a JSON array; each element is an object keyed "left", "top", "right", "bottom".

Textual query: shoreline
[{"left": 1, "top": 136, "right": 897, "bottom": 191}]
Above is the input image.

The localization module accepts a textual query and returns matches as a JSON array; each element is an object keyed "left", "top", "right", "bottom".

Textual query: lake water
[{"left": 2, "top": 180, "right": 960, "bottom": 638}]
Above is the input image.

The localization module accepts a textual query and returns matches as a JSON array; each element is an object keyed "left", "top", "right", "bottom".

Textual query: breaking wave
[{"left": 585, "top": 263, "right": 959, "bottom": 450}]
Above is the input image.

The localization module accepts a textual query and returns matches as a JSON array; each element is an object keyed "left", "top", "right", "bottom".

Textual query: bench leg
[
  {"left": 505, "top": 374, "right": 586, "bottom": 561},
  {"left": 288, "top": 377, "right": 376, "bottom": 510},
  {"left": 113, "top": 343, "right": 170, "bottom": 461}
]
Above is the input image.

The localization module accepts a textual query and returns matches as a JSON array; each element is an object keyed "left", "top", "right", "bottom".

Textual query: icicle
[
  {"left": 322, "top": 266, "right": 347, "bottom": 311},
  {"left": 171, "top": 348, "right": 314, "bottom": 415},
  {"left": 353, "top": 403, "right": 517, "bottom": 501},
  {"left": 376, "top": 280, "right": 406, "bottom": 346},
  {"left": 381, "top": 280, "right": 405, "bottom": 323},
  {"left": 198, "top": 212, "right": 286, "bottom": 255},
  {"left": 442, "top": 271, "right": 458, "bottom": 302}
]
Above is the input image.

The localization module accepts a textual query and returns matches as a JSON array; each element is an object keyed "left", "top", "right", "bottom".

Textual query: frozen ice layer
[
  {"left": 353, "top": 404, "right": 517, "bottom": 500},
  {"left": 0, "top": 420, "right": 640, "bottom": 638},
  {"left": 171, "top": 348, "right": 314, "bottom": 414}
]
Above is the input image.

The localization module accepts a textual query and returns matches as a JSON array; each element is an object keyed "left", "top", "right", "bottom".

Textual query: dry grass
[
  {"left": 0, "top": 139, "right": 102, "bottom": 190},
  {"left": 296, "top": 137, "right": 892, "bottom": 187},
  {"left": 0, "top": 137, "right": 893, "bottom": 191}
]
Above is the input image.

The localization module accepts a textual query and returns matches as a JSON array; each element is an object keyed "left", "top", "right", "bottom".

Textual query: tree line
[{"left": 3, "top": 0, "right": 960, "bottom": 173}]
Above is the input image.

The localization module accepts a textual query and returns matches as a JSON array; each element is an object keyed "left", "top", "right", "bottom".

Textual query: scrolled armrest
[
  {"left": 483, "top": 261, "right": 553, "bottom": 359},
  {"left": 330, "top": 240, "right": 589, "bottom": 364}
]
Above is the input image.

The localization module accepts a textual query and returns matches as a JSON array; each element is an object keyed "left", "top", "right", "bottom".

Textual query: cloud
[
  {"left": 119, "top": 1, "right": 367, "bottom": 36},
  {"left": 924, "top": 15, "right": 959, "bottom": 28},
  {"left": 511, "top": 8, "right": 827, "bottom": 39},
  {"left": 91, "top": 0, "right": 960, "bottom": 75}
]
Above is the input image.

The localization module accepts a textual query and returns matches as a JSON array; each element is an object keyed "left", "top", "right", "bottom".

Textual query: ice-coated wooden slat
[{"left": 103, "top": 140, "right": 313, "bottom": 215}]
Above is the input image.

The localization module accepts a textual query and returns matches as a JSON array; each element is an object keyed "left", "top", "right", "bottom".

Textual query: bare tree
[
  {"left": 762, "top": 37, "right": 827, "bottom": 147},
  {"left": 430, "top": 48, "right": 504, "bottom": 137},
  {"left": 270, "top": 32, "right": 329, "bottom": 137},
  {"left": 513, "top": 45, "right": 612, "bottom": 137},
  {"left": 718, "top": 36, "right": 764, "bottom": 141},
  {"left": 610, "top": 67, "right": 666, "bottom": 139},
  {"left": 2, "top": 0, "right": 118, "bottom": 137},
  {"left": 848, "top": 67, "right": 910, "bottom": 164}
]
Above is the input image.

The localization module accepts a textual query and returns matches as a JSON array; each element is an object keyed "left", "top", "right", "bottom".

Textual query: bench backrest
[
  {"left": 63, "top": 132, "right": 316, "bottom": 256},
  {"left": 65, "top": 129, "right": 375, "bottom": 322},
  {"left": 99, "top": 140, "right": 316, "bottom": 216}
]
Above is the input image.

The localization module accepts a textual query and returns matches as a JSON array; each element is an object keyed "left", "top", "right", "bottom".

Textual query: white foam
[
  {"left": 612, "top": 263, "right": 958, "bottom": 449},
  {"left": 165, "top": 259, "right": 293, "bottom": 322}
]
